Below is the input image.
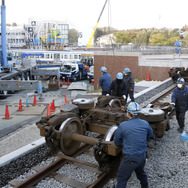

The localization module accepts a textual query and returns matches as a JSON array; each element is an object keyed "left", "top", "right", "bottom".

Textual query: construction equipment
[
  {"left": 37, "top": 96, "right": 173, "bottom": 168},
  {"left": 87, "top": 0, "right": 108, "bottom": 47}
]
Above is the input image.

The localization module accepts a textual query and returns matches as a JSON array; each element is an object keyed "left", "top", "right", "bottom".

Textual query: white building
[{"left": 96, "top": 33, "right": 116, "bottom": 47}]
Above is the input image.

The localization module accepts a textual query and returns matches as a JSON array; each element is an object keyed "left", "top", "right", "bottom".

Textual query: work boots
[{"left": 141, "top": 185, "right": 148, "bottom": 188}]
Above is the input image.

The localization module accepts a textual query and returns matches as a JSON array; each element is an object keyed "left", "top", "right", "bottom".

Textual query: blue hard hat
[
  {"left": 176, "top": 78, "right": 185, "bottom": 84},
  {"left": 100, "top": 66, "right": 107, "bottom": 72},
  {"left": 124, "top": 68, "right": 130, "bottom": 73},
  {"left": 116, "top": 72, "right": 123, "bottom": 79},
  {"left": 127, "top": 102, "right": 141, "bottom": 115}
]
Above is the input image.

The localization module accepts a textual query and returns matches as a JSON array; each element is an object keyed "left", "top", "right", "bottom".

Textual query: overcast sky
[{"left": 4, "top": 0, "right": 188, "bottom": 45}]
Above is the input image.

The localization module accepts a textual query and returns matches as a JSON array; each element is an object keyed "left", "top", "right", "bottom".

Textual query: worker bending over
[
  {"left": 114, "top": 102, "right": 153, "bottom": 188},
  {"left": 107, "top": 72, "right": 127, "bottom": 100}
]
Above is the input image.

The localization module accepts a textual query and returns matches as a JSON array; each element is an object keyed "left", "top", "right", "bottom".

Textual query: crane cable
[{"left": 103, "top": 0, "right": 116, "bottom": 78}]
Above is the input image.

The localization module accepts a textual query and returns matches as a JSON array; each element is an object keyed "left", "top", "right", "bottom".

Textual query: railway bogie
[
  {"left": 36, "top": 95, "right": 173, "bottom": 167},
  {"left": 169, "top": 67, "right": 188, "bottom": 82}
]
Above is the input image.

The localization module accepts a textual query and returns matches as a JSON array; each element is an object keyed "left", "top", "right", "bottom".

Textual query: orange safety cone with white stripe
[
  {"left": 67, "top": 78, "right": 70, "bottom": 86},
  {"left": 146, "top": 72, "right": 150, "bottom": 81},
  {"left": 3, "top": 105, "right": 12, "bottom": 119},
  {"left": 50, "top": 99, "right": 56, "bottom": 112},
  {"left": 64, "top": 94, "right": 69, "bottom": 103},
  {"left": 47, "top": 103, "right": 51, "bottom": 116},
  {"left": 33, "top": 95, "right": 37, "bottom": 105},
  {"left": 18, "top": 99, "right": 24, "bottom": 111},
  {"left": 91, "top": 79, "right": 94, "bottom": 85}
]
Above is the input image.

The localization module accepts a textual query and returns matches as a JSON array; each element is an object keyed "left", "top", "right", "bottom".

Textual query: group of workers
[
  {"left": 99, "top": 66, "right": 135, "bottom": 103},
  {"left": 174, "top": 39, "right": 182, "bottom": 55},
  {"left": 99, "top": 67, "right": 188, "bottom": 188}
]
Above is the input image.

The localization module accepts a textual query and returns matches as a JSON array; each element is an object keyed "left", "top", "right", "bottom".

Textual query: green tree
[
  {"left": 149, "top": 33, "right": 167, "bottom": 45},
  {"left": 69, "top": 28, "right": 78, "bottom": 44}
]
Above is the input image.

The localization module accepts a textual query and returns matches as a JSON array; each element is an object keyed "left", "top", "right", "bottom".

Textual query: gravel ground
[
  {"left": 0, "top": 123, "right": 42, "bottom": 157},
  {"left": 1, "top": 94, "right": 188, "bottom": 188},
  {"left": 0, "top": 145, "right": 51, "bottom": 187}
]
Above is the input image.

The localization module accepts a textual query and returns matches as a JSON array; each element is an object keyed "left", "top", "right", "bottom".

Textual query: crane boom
[{"left": 87, "top": 0, "right": 108, "bottom": 47}]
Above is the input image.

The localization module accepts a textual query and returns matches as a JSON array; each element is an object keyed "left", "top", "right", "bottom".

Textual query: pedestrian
[
  {"left": 123, "top": 68, "right": 135, "bottom": 103},
  {"left": 99, "top": 66, "right": 111, "bottom": 95},
  {"left": 114, "top": 102, "right": 153, "bottom": 188},
  {"left": 174, "top": 39, "right": 179, "bottom": 54},
  {"left": 178, "top": 40, "right": 182, "bottom": 55},
  {"left": 171, "top": 77, "right": 188, "bottom": 133},
  {"left": 107, "top": 72, "right": 127, "bottom": 100}
]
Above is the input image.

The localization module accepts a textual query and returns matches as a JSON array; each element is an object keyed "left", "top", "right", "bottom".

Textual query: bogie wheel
[
  {"left": 59, "top": 117, "right": 83, "bottom": 155},
  {"left": 109, "top": 99, "right": 122, "bottom": 108},
  {"left": 104, "top": 125, "right": 118, "bottom": 141}
]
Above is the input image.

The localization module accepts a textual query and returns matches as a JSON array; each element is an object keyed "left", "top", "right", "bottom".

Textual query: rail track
[
  {"left": 13, "top": 141, "right": 120, "bottom": 188},
  {"left": 5, "top": 81, "right": 178, "bottom": 188}
]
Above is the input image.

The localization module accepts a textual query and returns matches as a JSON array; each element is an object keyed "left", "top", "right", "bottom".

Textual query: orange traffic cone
[
  {"left": 63, "top": 77, "right": 65, "bottom": 85},
  {"left": 146, "top": 72, "right": 150, "bottom": 81},
  {"left": 3, "top": 105, "right": 12, "bottom": 119},
  {"left": 67, "top": 78, "right": 70, "bottom": 86},
  {"left": 64, "top": 94, "right": 69, "bottom": 103},
  {"left": 47, "top": 103, "right": 51, "bottom": 116},
  {"left": 50, "top": 99, "right": 56, "bottom": 111},
  {"left": 18, "top": 99, "right": 24, "bottom": 111},
  {"left": 91, "top": 79, "right": 94, "bottom": 85},
  {"left": 33, "top": 95, "right": 37, "bottom": 105}
]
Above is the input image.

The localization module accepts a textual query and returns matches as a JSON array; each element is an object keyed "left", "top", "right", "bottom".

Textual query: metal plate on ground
[
  {"left": 67, "top": 81, "right": 87, "bottom": 91},
  {"left": 13, "top": 106, "right": 46, "bottom": 115}
]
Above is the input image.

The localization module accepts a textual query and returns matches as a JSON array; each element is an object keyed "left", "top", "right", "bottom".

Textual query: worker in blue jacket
[
  {"left": 114, "top": 102, "right": 153, "bottom": 188},
  {"left": 123, "top": 68, "right": 135, "bottom": 103},
  {"left": 107, "top": 72, "right": 127, "bottom": 99},
  {"left": 171, "top": 78, "right": 188, "bottom": 133},
  {"left": 174, "top": 39, "right": 179, "bottom": 54},
  {"left": 179, "top": 40, "right": 182, "bottom": 54},
  {"left": 99, "top": 66, "right": 111, "bottom": 95}
]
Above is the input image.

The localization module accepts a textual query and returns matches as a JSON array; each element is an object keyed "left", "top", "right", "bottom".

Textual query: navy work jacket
[
  {"left": 171, "top": 86, "right": 188, "bottom": 112},
  {"left": 108, "top": 79, "right": 127, "bottom": 97},
  {"left": 114, "top": 117, "right": 153, "bottom": 156},
  {"left": 123, "top": 72, "right": 135, "bottom": 90},
  {"left": 99, "top": 72, "right": 111, "bottom": 92}
]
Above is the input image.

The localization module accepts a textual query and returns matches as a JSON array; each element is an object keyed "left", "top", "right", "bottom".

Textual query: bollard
[
  {"left": 26, "top": 94, "right": 29, "bottom": 107},
  {"left": 37, "top": 80, "right": 45, "bottom": 101}
]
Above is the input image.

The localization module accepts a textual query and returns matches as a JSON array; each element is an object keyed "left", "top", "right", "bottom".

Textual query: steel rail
[{"left": 14, "top": 143, "right": 92, "bottom": 188}]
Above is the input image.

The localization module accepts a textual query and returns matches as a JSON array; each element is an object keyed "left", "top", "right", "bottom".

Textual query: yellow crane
[{"left": 87, "top": 0, "right": 108, "bottom": 47}]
